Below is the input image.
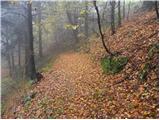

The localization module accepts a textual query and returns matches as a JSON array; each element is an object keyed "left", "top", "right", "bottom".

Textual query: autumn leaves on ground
[{"left": 3, "top": 11, "right": 158, "bottom": 119}]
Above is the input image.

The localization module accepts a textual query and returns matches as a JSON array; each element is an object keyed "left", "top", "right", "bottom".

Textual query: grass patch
[{"left": 101, "top": 56, "right": 128, "bottom": 74}]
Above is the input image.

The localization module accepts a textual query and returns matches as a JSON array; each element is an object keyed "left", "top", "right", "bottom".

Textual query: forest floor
[{"left": 2, "top": 10, "right": 159, "bottom": 119}]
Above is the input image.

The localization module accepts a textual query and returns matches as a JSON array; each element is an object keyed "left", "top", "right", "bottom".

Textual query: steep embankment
[{"left": 2, "top": 11, "right": 158, "bottom": 119}]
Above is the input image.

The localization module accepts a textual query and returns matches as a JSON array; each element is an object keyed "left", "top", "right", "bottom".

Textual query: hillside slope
[{"left": 2, "top": 10, "right": 159, "bottom": 119}]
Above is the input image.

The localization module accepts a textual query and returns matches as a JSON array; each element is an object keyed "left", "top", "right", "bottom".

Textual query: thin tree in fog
[
  {"left": 85, "top": 1, "right": 89, "bottom": 39},
  {"left": 37, "top": 2, "right": 43, "bottom": 58},
  {"left": 118, "top": 0, "right": 121, "bottom": 27},
  {"left": 127, "top": 1, "right": 131, "bottom": 20},
  {"left": 93, "top": 1, "right": 112, "bottom": 56},
  {"left": 110, "top": 1, "right": 116, "bottom": 35},
  {"left": 65, "top": 3, "right": 79, "bottom": 43},
  {"left": 123, "top": 0, "right": 125, "bottom": 19}
]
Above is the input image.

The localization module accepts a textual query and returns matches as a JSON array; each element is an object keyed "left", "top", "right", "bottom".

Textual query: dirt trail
[
  {"left": 39, "top": 52, "right": 102, "bottom": 99},
  {"left": 13, "top": 51, "right": 110, "bottom": 118}
]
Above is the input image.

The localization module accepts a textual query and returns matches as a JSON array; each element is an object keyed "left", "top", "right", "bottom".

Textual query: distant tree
[
  {"left": 118, "top": 1, "right": 121, "bottom": 27},
  {"left": 110, "top": 1, "right": 116, "bottom": 35},
  {"left": 123, "top": 0, "right": 125, "bottom": 19},
  {"left": 93, "top": 1, "right": 112, "bottom": 56},
  {"left": 127, "top": 1, "right": 131, "bottom": 20},
  {"left": 84, "top": 1, "right": 89, "bottom": 39},
  {"left": 37, "top": 2, "right": 43, "bottom": 58},
  {"left": 65, "top": 3, "right": 79, "bottom": 43},
  {"left": 101, "top": 1, "right": 108, "bottom": 27}
]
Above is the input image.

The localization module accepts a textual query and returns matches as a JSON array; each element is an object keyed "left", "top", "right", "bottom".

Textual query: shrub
[{"left": 101, "top": 56, "right": 128, "bottom": 74}]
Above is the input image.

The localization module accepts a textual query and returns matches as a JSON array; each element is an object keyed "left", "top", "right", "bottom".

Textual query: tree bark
[
  {"left": 118, "top": 1, "right": 121, "bottom": 27},
  {"left": 93, "top": 1, "right": 112, "bottom": 56},
  {"left": 27, "top": 2, "right": 37, "bottom": 80},
  {"left": 110, "top": 1, "right": 116, "bottom": 35}
]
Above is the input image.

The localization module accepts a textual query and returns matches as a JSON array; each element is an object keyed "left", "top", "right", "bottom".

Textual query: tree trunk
[
  {"left": 93, "top": 1, "right": 112, "bottom": 56},
  {"left": 17, "top": 36, "right": 21, "bottom": 79},
  {"left": 101, "top": 2, "right": 108, "bottom": 29},
  {"left": 24, "top": 32, "right": 29, "bottom": 78},
  {"left": 27, "top": 2, "right": 37, "bottom": 80},
  {"left": 6, "top": 39, "right": 12, "bottom": 77},
  {"left": 127, "top": 1, "right": 131, "bottom": 20},
  {"left": 18, "top": 37, "right": 21, "bottom": 69},
  {"left": 155, "top": 1, "right": 159, "bottom": 19},
  {"left": 110, "top": 1, "right": 116, "bottom": 35},
  {"left": 38, "top": 2, "right": 43, "bottom": 58},
  {"left": 123, "top": 0, "right": 125, "bottom": 19},
  {"left": 85, "top": 1, "right": 89, "bottom": 39},
  {"left": 118, "top": 1, "right": 121, "bottom": 27},
  {"left": 11, "top": 49, "right": 15, "bottom": 79}
]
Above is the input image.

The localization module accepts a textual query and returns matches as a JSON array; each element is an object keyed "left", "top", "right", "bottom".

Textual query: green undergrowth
[
  {"left": 147, "top": 43, "right": 159, "bottom": 60},
  {"left": 139, "top": 43, "right": 159, "bottom": 81},
  {"left": 101, "top": 56, "right": 128, "bottom": 74},
  {"left": 40, "top": 59, "right": 53, "bottom": 73},
  {"left": 139, "top": 62, "right": 150, "bottom": 81}
]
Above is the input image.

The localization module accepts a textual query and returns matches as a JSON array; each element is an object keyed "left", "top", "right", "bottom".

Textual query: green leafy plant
[
  {"left": 138, "top": 43, "right": 158, "bottom": 81},
  {"left": 148, "top": 43, "right": 158, "bottom": 59},
  {"left": 101, "top": 56, "right": 128, "bottom": 74},
  {"left": 139, "top": 63, "right": 150, "bottom": 81}
]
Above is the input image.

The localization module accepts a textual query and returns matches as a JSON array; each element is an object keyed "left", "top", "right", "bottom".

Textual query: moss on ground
[{"left": 101, "top": 56, "right": 128, "bottom": 74}]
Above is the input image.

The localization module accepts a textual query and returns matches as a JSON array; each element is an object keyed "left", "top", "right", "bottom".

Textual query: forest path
[
  {"left": 14, "top": 51, "right": 123, "bottom": 119},
  {"left": 4, "top": 11, "right": 159, "bottom": 119}
]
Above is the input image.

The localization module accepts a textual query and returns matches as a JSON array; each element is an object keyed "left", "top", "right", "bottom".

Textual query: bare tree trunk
[
  {"left": 17, "top": 36, "right": 22, "bottom": 79},
  {"left": 127, "top": 1, "right": 131, "bottom": 20},
  {"left": 85, "top": 1, "right": 89, "bottom": 39},
  {"left": 110, "top": 1, "right": 116, "bottom": 35},
  {"left": 123, "top": 0, "right": 125, "bottom": 20},
  {"left": 11, "top": 49, "right": 15, "bottom": 79},
  {"left": 101, "top": 1, "right": 108, "bottom": 29},
  {"left": 24, "top": 32, "right": 29, "bottom": 78},
  {"left": 38, "top": 2, "right": 43, "bottom": 58},
  {"left": 18, "top": 37, "right": 21, "bottom": 69},
  {"left": 27, "top": 2, "right": 37, "bottom": 80},
  {"left": 93, "top": 1, "right": 112, "bottom": 56},
  {"left": 118, "top": 1, "right": 121, "bottom": 27},
  {"left": 155, "top": 1, "right": 159, "bottom": 19},
  {"left": 6, "top": 39, "right": 12, "bottom": 77}
]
